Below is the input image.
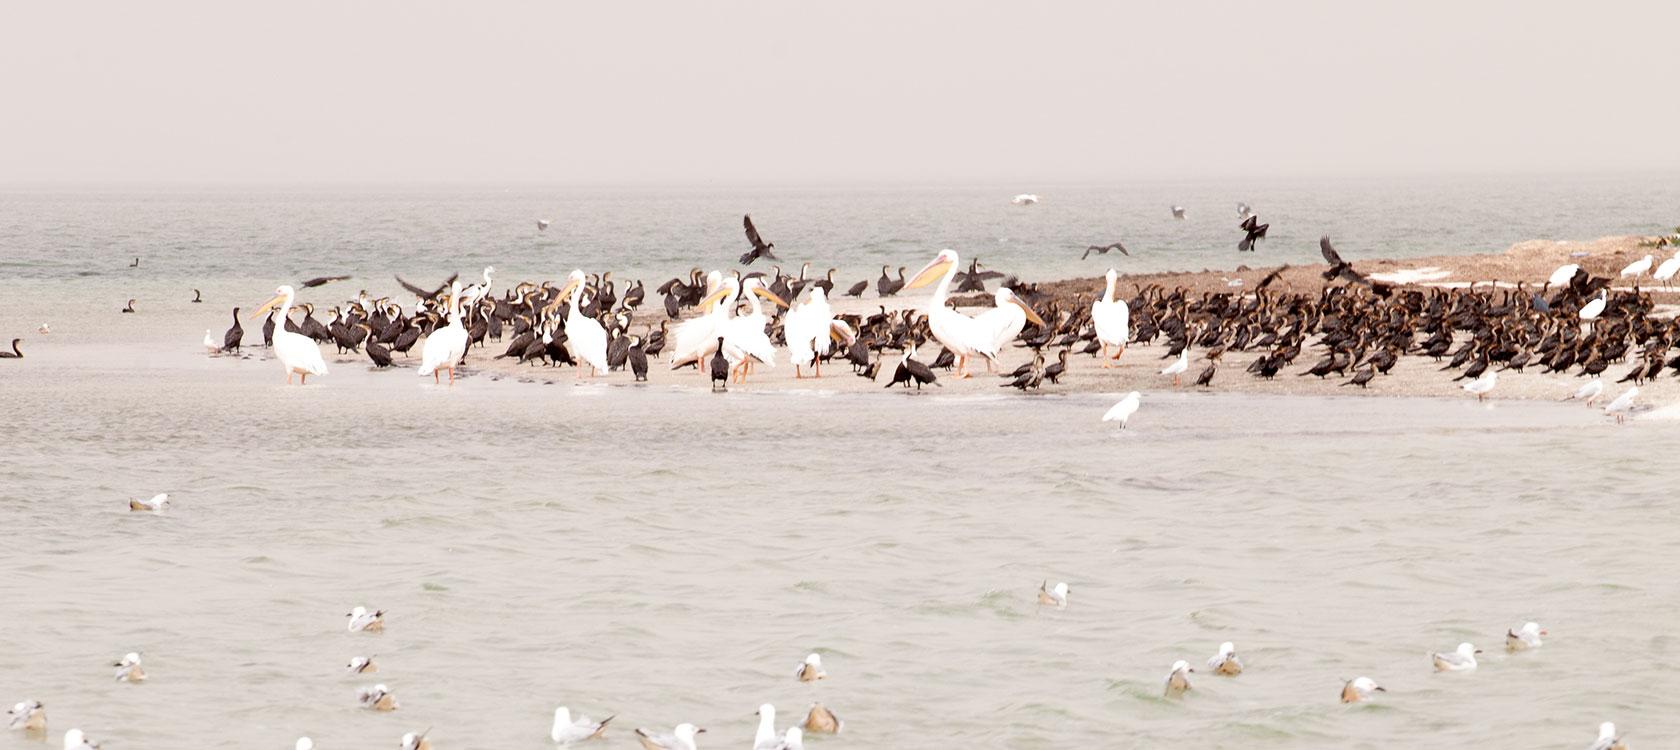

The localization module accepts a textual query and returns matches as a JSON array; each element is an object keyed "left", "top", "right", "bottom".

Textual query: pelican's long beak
[
  {"left": 1010, "top": 297, "right": 1046, "bottom": 326},
  {"left": 250, "top": 294, "right": 284, "bottom": 321},
  {"left": 906, "top": 257, "right": 953, "bottom": 289},
  {"left": 753, "top": 287, "right": 790, "bottom": 308},
  {"left": 697, "top": 286, "right": 730, "bottom": 310}
]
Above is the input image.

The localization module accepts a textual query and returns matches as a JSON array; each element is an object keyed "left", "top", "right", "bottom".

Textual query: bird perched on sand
[
  {"left": 1506, "top": 622, "right": 1546, "bottom": 651},
  {"left": 1339, "top": 676, "right": 1384, "bottom": 703},
  {"left": 1604, "top": 386, "right": 1638, "bottom": 424},
  {"left": 551, "top": 706, "right": 613, "bottom": 745},
  {"left": 1620, "top": 254, "right": 1654, "bottom": 282},
  {"left": 795, "top": 654, "right": 827, "bottom": 682},
  {"left": 1431, "top": 642, "right": 1481, "bottom": 672},
  {"left": 129, "top": 493, "right": 169, "bottom": 512},
  {"left": 1037, "top": 581, "right": 1068, "bottom": 608},
  {"left": 346, "top": 606, "right": 385, "bottom": 632},
  {"left": 1566, "top": 379, "right": 1604, "bottom": 406},
  {"left": 1164, "top": 660, "right": 1194, "bottom": 697},
  {"left": 1206, "top": 642, "right": 1243, "bottom": 675},
  {"left": 1462, "top": 370, "right": 1497, "bottom": 401},
  {"left": 739, "top": 214, "right": 778, "bottom": 265},
  {"left": 1102, "top": 391, "right": 1141, "bottom": 427},
  {"left": 1161, "top": 349, "right": 1189, "bottom": 386}
]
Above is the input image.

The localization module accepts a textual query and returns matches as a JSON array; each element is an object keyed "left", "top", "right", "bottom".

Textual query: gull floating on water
[
  {"left": 296, "top": 739, "right": 313, "bottom": 750},
  {"left": 63, "top": 728, "right": 99, "bottom": 750},
  {"left": 37, "top": 323, "right": 49, "bottom": 335},
  {"left": 551, "top": 706, "right": 612, "bottom": 745},
  {"left": 753, "top": 704, "right": 781, "bottom": 750},
  {"left": 537, "top": 219, "right": 550, "bottom": 231},
  {"left": 1037, "top": 580, "right": 1069, "bottom": 608},
  {"left": 1604, "top": 386, "right": 1638, "bottom": 424},
  {"left": 1206, "top": 642, "right": 1243, "bottom": 676},
  {"left": 795, "top": 653, "right": 826, "bottom": 682},
  {"left": 634, "top": 723, "right": 703, "bottom": 750},
  {"left": 1340, "top": 676, "right": 1385, "bottom": 703},
  {"left": 400, "top": 730, "right": 432, "bottom": 750},
  {"left": 1590, "top": 721, "right": 1628, "bottom": 750},
  {"left": 1431, "top": 642, "right": 1481, "bottom": 672},
  {"left": 802, "top": 704, "right": 842, "bottom": 735},
  {"left": 774, "top": 728, "right": 803, "bottom": 750},
  {"left": 113, "top": 652, "right": 146, "bottom": 682},
  {"left": 1506, "top": 622, "right": 1546, "bottom": 651},
  {"left": 347, "top": 606, "right": 385, "bottom": 632},
  {"left": 346, "top": 655, "right": 377, "bottom": 673},
  {"left": 1010, "top": 194, "right": 1039, "bottom": 206},
  {"left": 1567, "top": 379, "right": 1604, "bottom": 406},
  {"left": 1164, "top": 660, "right": 1194, "bottom": 697},
  {"left": 357, "top": 683, "right": 398, "bottom": 711},
  {"left": 7, "top": 700, "right": 46, "bottom": 734},
  {"left": 129, "top": 493, "right": 168, "bottom": 512},
  {"left": 1103, "top": 391, "right": 1141, "bottom": 427},
  {"left": 1463, "top": 370, "right": 1497, "bottom": 401}
]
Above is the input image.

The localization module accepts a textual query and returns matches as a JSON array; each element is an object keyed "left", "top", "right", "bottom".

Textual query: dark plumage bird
[
  {"left": 887, "top": 348, "right": 940, "bottom": 390},
  {"left": 1043, "top": 348, "right": 1069, "bottom": 383},
  {"left": 300, "top": 275, "right": 351, "bottom": 289},
  {"left": 395, "top": 274, "right": 460, "bottom": 301},
  {"left": 1342, "top": 366, "right": 1375, "bottom": 388},
  {"left": 1082, "top": 242, "right": 1130, "bottom": 260},
  {"left": 1193, "top": 361, "right": 1217, "bottom": 387},
  {"left": 953, "top": 258, "right": 1004, "bottom": 293},
  {"left": 1001, "top": 352, "right": 1045, "bottom": 391},
  {"left": 0, "top": 338, "right": 21, "bottom": 358},
  {"left": 709, "top": 337, "right": 730, "bottom": 390},
  {"left": 877, "top": 266, "right": 906, "bottom": 297},
  {"left": 191, "top": 289, "right": 203, "bottom": 303},
  {"left": 1319, "top": 235, "right": 1369, "bottom": 284},
  {"left": 221, "top": 307, "right": 244, "bottom": 352},
  {"left": 738, "top": 214, "right": 779, "bottom": 265},
  {"left": 628, "top": 336, "right": 649, "bottom": 381},
  {"left": 129, "top": 257, "right": 140, "bottom": 267},
  {"left": 844, "top": 279, "right": 868, "bottom": 297},
  {"left": 1238, "top": 215, "right": 1269, "bottom": 252},
  {"left": 365, "top": 328, "right": 393, "bottom": 368},
  {"left": 121, "top": 299, "right": 136, "bottom": 313}
]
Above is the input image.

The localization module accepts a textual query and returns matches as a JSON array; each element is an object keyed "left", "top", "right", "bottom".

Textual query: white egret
[
  {"left": 1579, "top": 290, "right": 1608, "bottom": 325},
  {"left": 418, "top": 282, "right": 468, "bottom": 384},
  {"left": 1547, "top": 263, "right": 1579, "bottom": 287},
  {"left": 1103, "top": 391, "right": 1141, "bottom": 426},
  {"left": 250, "top": 285, "right": 328, "bottom": 384},
  {"left": 905, "top": 249, "right": 999, "bottom": 378},
  {"left": 1652, "top": 251, "right": 1680, "bottom": 286},
  {"left": 1091, "top": 268, "right": 1130, "bottom": 366},
  {"left": 1619, "top": 254, "right": 1653, "bottom": 281}
]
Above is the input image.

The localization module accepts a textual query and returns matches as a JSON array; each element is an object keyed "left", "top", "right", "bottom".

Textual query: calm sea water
[{"left": 2, "top": 177, "right": 1678, "bottom": 749}]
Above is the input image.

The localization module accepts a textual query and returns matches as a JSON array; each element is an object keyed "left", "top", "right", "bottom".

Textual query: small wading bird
[{"left": 739, "top": 214, "right": 778, "bottom": 265}]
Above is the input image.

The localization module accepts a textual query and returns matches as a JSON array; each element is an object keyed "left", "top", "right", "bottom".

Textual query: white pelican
[
  {"left": 1548, "top": 263, "right": 1580, "bottom": 287},
  {"left": 1567, "top": 379, "right": 1604, "bottom": 406},
  {"left": 551, "top": 706, "right": 612, "bottom": 745},
  {"left": 1590, "top": 722, "right": 1627, "bottom": 750},
  {"left": 670, "top": 271, "right": 730, "bottom": 372},
  {"left": 1103, "top": 391, "right": 1141, "bottom": 427},
  {"left": 418, "top": 282, "right": 468, "bottom": 384},
  {"left": 702, "top": 277, "right": 786, "bottom": 382},
  {"left": 113, "top": 652, "right": 145, "bottom": 682},
  {"left": 1431, "top": 642, "right": 1481, "bottom": 672},
  {"left": 1463, "top": 370, "right": 1497, "bottom": 401},
  {"left": 753, "top": 705, "right": 779, "bottom": 750},
  {"left": 1092, "top": 269, "right": 1130, "bottom": 365},
  {"left": 1604, "top": 386, "right": 1638, "bottom": 424},
  {"left": 1206, "top": 642, "right": 1243, "bottom": 675},
  {"left": 974, "top": 288, "right": 1046, "bottom": 364},
  {"left": 905, "top": 249, "right": 999, "bottom": 378},
  {"left": 63, "top": 729, "right": 99, "bottom": 750},
  {"left": 347, "top": 606, "right": 384, "bottom": 632},
  {"left": 1010, "top": 194, "right": 1038, "bottom": 205},
  {"left": 1037, "top": 580, "right": 1068, "bottom": 608},
  {"left": 1163, "top": 660, "right": 1193, "bottom": 697},
  {"left": 8, "top": 700, "right": 45, "bottom": 734},
  {"left": 784, "top": 288, "right": 853, "bottom": 378},
  {"left": 795, "top": 653, "right": 826, "bottom": 682},
  {"left": 201, "top": 329, "right": 219, "bottom": 353},
  {"left": 1579, "top": 290, "right": 1608, "bottom": 322},
  {"left": 129, "top": 493, "right": 168, "bottom": 512},
  {"left": 1653, "top": 251, "right": 1680, "bottom": 286},
  {"left": 634, "top": 723, "right": 703, "bottom": 750},
  {"left": 1340, "top": 676, "right": 1384, "bottom": 703},
  {"left": 1620, "top": 254, "right": 1653, "bottom": 281},
  {"left": 545, "top": 270, "right": 609, "bottom": 378},
  {"left": 251, "top": 285, "right": 328, "bottom": 384},
  {"left": 1160, "top": 349, "right": 1189, "bottom": 386},
  {"left": 1507, "top": 622, "right": 1546, "bottom": 651}
]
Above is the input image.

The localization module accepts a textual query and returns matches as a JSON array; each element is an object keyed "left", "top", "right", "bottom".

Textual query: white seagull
[
  {"left": 775, "top": 728, "right": 803, "bottom": 750},
  {"left": 1037, "top": 580, "right": 1069, "bottom": 608},
  {"left": 1506, "top": 622, "right": 1546, "bottom": 651},
  {"left": 1566, "top": 379, "right": 1604, "bottom": 406},
  {"left": 1103, "top": 391, "right": 1142, "bottom": 427},
  {"left": 346, "top": 655, "right": 377, "bottom": 673},
  {"left": 1010, "top": 194, "right": 1039, "bottom": 206},
  {"left": 1431, "top": 642, "right": 1481, "bottom": 672},
  {"left": 37, "top": 323, "right": 50, "bottom": 335},
  {"left": 400, "top": 730, "right": 432, "bottom": 750},
  {"left": 634, "top": 723, "right": 703, "bottom": 750},
  {"left": 129, "top": 493, "right": 169, "bottom": 512},
  {"left": 551, "top": 706, "right": 613, "bottom": 744},
  {"left": 7, "top": 700, "right": 46, "bottom": 734},
  {"left": 357, "top": 683, "right": 398, "bottom": 711},
  {"left": 296, "top": 739, "right": 313, "bottom": 750},
  {"left": 753, "top": 704, "right": 780, "bottom": 750},
  {"left": 1463, "top": 370, "right": 1497, "bottom": 401},
  {"left": 63, "top": 729, "right": 100, "bottom": 750},
  {"left": 1590, "top": 721, "right": 1627, "bottom": 750},
  {"left": 1206, "top": 642, "right": 1243, "bottom": 676},
  {"left": 113, "top": 652, "right": 146, "bottom": 682},
  {"left": 1604, "top": 386, "right": 1638, "bottom": 424},
  {"left": 347, "top": 606, "right": 385, "bottom": 633},
  {"left": 1161, "top": 349, "right": 1189, "bottom": 387},
  {"left": 1164, "top": 660, "right": 1194, "bottom": 696},
  {"left": 202, "top": 329, "right": 219, "bottom": 353},
  {"left": 795, "top": 653, "right": 826, "bottom": 682},
  {"left": 1339, "top": 676, "right": 1385, "bottom": 703}
]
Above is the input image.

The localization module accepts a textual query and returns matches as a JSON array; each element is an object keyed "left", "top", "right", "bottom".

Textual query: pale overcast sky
[{"left": 2, "top": 1, "right": 1676, "bottom": 184}]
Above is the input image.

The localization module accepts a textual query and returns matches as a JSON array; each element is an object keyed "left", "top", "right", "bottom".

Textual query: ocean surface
[{"left": 3, "top": 176, "right": 1679, "bottom": 749}]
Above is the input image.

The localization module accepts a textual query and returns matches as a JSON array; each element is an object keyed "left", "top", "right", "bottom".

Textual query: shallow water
[{"left": 3, "top": 337, "right": 1678, "bottom": 749}]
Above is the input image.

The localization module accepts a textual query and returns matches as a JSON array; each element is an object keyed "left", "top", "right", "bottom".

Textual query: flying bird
[
  {"left": 299, "top": 275, "right": 351, "bottom": 289},
  {"left": 1319, "top": 235, "right": 1370, "bottom": 284},
  {"left": 395, "top": 273, "right": 460, "bottom": 301},
  {"left": 1238, "top": 215, "right": 1269, "bottom": 252},
  {"left": 739, "top": 214, "right": 779, "bottom": 265},
  {"left": 1082, "top": 242, "right": 1130, "bottom": 260}
]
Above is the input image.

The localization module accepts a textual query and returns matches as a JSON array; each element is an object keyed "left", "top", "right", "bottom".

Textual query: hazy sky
[{"left": 3, "top": 1, "right": 1677, "bottom": 184}]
